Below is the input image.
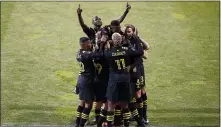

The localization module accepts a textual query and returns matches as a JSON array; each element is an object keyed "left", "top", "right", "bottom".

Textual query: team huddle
[{"left": 74, "top": 3, "right": 150, "bottom": 127}]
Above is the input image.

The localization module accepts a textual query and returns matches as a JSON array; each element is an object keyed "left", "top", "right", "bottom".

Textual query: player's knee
[
  {"left": 85, "top": 101, "right": 93, "bottom": 109},
  {"left": 135, "top": 90, "right": 141, "bottom": 98},
  {"left": 141, "top": 88, "right": 146, "bottom": 94},
  {"left": 79, "top": 100, "right": 85, "bottom": 107},
  {"left": 107, "top": 100, "right": 115, "bottom": 111},
  {"left": 104, "top": 102, "right": 108, "bottom": 110},
  {"left": 119, "top": 101, "right": 128, "bottom": 108}
]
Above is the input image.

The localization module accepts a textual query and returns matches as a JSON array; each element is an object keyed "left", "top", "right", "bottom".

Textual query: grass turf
[{"left": 1, "top": 2, "right": 220, "bottom": 126}]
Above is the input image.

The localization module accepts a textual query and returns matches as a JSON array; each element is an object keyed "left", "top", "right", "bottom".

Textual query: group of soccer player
[{"left": 74, "top": 3, "right": 150, "bottom": 127}]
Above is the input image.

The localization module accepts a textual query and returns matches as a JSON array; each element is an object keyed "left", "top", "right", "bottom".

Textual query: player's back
[
  {"left": 76, "top": 49, "right": 96, "bottom": 79},
  {"left": 104, "top": 46, "right": 131, "bottom": 82},
  {"left": 129, "top": 36, "right": 144, "bottom": 65},
  {"left": 94, "top": 57, "right": 109, "bottom": 81}
]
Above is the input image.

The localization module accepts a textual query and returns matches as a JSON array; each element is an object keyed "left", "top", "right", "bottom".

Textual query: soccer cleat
[
  {"left": 84, "top": 120, "right": 88, "bottom": 125},
  {"left": 142, "top": 118, "right": 149, "bottom": 125},
  {"left": 92, "top": 117, "right": 97, "bottom": 122}
]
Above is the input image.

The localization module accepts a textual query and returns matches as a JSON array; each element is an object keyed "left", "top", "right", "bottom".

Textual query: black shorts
[
  {"left": 130, "top": 66, "right": 142, "bottom": 96},
  {"left": 139, "top": 64, "right": 146, "bottom": 88},
  {"left": 77, "top": 75, "right": 94, "bottom": 102},
  {"left": 130, "top": 78, "right": 141, "bottom": 97},
  {"left": 94, "top": 80, "right": 108, "bottom": 102},
  {"left": 130, "top": 66, "right": 141, "bottom": 80},
  {"left": 106, "top": 73, "right": 132, "bottom": 102}
]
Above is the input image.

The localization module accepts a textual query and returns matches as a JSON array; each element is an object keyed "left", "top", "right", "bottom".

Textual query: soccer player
[
  {"left": 102, "top": 20, "right": 126, "bottom": 127},
  {"left": 92, "top": 30, "right": 110, "bottom": 126},
  {"left": 76, "top": 3, "right": 131, "bottom": 44},
  {"left": 104, "top": 33, "right": 144, "bottom": 127},
  {"left": 104, "top": 20, "right": 125, "bottom": 38},
  {"left": 134, "top": 27, "right": 150, "bottom": 124},
  {"left": 75, "top": 37, "right": 104, "bottom": 127},
  {"left": 124, "top": 24, "right": 146, "bottom": 124}
]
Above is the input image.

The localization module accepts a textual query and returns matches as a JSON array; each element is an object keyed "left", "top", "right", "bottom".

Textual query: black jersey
[
  {"left": 104, "top": 44, "right": 143, "bottom": 74},
  {"left": 76, "top": 49, "right": 103, "bottom": 77}
]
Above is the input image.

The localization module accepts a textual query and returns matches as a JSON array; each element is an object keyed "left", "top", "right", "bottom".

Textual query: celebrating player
[
  {"left": 76, "top": 3, "right": 131, "bottom": 44},
  {"left": 104, "top": 33, "right": 144, "bottom": 127},
  {"left": 124, "top": 24, "right": 150, "bottom": 124},
  {"left": 75, "top": 37, "right": 104, "bottom": 127}
]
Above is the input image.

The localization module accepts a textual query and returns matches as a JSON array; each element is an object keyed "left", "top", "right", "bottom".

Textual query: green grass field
[{"left": 1, "top": 2, "right": 220, "bottom": 126}]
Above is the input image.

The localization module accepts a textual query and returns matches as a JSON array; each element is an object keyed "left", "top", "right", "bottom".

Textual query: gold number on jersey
[
  {"left": 96, "top": 63, "right": 102, "bottom": 75},
  {"left": 140, "top": 76, "right": 144, "bottom": 85},
  {"left": 136, "top": 79, "right": 140, "bottom": 88},
  {"left": 79, "top": 62, "right": 84, "bottom": 72},
  {"left": 115, "top": 59, "right": 126, "bottom": 70}
]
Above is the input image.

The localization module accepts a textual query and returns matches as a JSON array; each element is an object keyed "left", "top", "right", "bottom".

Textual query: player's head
[
  {"left": 92, "top": 16, "right": 102, "bottom": 28},
  {"left": 100, "top": 28, "right": 109, "bottom": 42},
  {"left": 112, "top": 33, "right": 122, "bottom": 46},
  {"left": 110, "top": 20, "right": 121, "bottom": 33},
  {"left": 95, "top": 29, "right": 108, "bottom": 45},
  {"left": 79, "top": 37, "right": 92, "bottom": 50},
  {"left": 125, "top": 24, "right": 136, "bottom": 38}
]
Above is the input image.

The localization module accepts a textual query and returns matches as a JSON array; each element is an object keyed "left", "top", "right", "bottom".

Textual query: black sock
[
  {"left": 136, "top": 97, "right": 143, "bottom": 119},
  {"left": 79, "top": 107, "right": 91, "bottom": 126},
  {"left": 107, "top": 111, "right": 114, "bottom": 127},
  {"left": 97, "top": 109, "right": 107, "bottom": 126},
  {"left": 114, "top": 106, "right": 122, "bottom": 126},
  {"left": 95, "top": 109, "right": 101, "bottom": 123},
  {"left": 129, "top": 102, "right": 142, "bottom": 125},
  {"left": 75, "top": 106, "right": 84, "bottom": 126},
  {"left": 122, "top": 108, "right": 130, "bottom": 127},
  {"left": 142, "top": 93, "right": 148, "bottom": 120}
]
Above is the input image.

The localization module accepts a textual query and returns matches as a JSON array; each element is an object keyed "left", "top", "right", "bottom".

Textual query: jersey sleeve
[
  {"left": 77, "top": 14, "right": 91, "bottom": 37},
  {"left": 139, "top": 37, "right": 150, "bottom": 50},
  {"left": 127, "top": 37, "right": 144, "bottom": 57},
  {"left": 81, "top": 48, "right": 103, "bottom": 61},
  {"left": 83, "top": 27, "right": 95, "bottom": 42}
]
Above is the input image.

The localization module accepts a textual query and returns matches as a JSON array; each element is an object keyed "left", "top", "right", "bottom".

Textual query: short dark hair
[
  {"left": 100, "top": 28, "right": 108, "bottom": 36},
  {"left": 110, "top": 20, "right": 120, "bottom": 26},
  {"left": 79, "top": 37, "right": 90, "bottom": 44}
]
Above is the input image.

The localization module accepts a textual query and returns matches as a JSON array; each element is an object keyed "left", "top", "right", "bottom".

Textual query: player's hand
[
  {"left": 73, "top": 83, "right": 80, "bottom": 95},
  {"left": 143, "top": 50, "right": 148, "bottom": 59},
  {"left": 94, "top": 44, "right": 99, "bottom": 50},
  {"left": 101, "top": 35, "right": 107, "bottom": 42},
  {"left": 126, "top": 2, "right": 131, "bottom": 11},
  {"left": 105, "top": 41, "right": 110, "bottom": 49},
  {"left": 126, "top": 66, "right": 131, "bottom": 72},
  {"left": 77, "top": 4, "right": 82, "bottom": 15}
]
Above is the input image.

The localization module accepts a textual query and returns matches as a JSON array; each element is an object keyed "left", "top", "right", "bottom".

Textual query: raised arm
[
  {"left": 139, "top": 38, "right": 150, "bottom": 50},
  {"left": 77, "top": 4, "right": 91, "bottom": 35},
  {"left": 117, "top": 2, "right": 131, "bottom": 23},
  {"left": 128, "top": 37, "right": 144, "bottom": 69}
]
